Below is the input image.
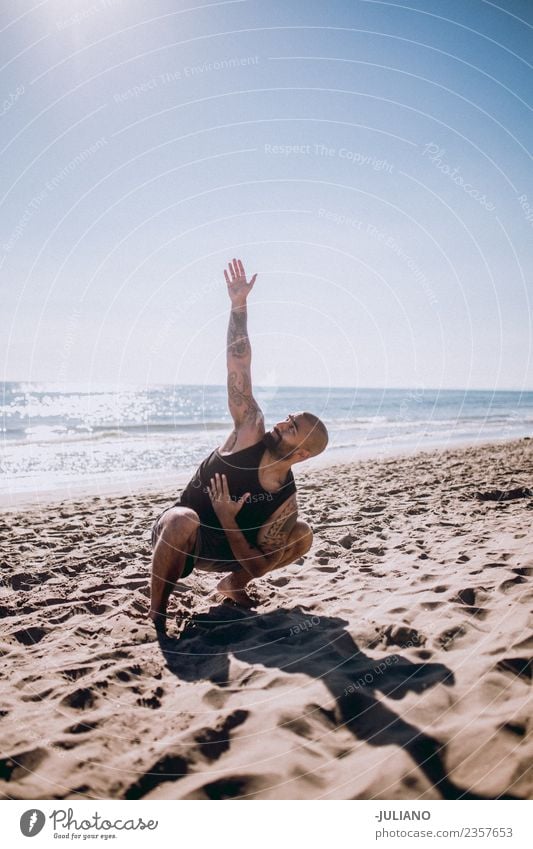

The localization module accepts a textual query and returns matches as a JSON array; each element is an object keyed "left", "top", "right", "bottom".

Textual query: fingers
[
  {"left": 208, "top": 474, "right": 220, "bottom": 501},
  {"left": 224, "top": 258, "right": 257, "bottom": 287},
  {"left": 221, "top": 473, "right": 230, "bottom": 498},
  {"left": 225, "top": 261, "right": 239, "bottom": 283},
  {"left": 208, "top": 473, "right": 230, "bottom": 501},
  {"left": 208, "top": 474, "right": 250, "bottom": 508},
  {"left": 224, "top": 259, "right": 251, "bottom": 281}
]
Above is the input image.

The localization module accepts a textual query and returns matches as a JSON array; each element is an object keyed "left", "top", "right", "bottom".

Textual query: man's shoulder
[{"left": 218, "top": 429, "right": 265, "bottom": 457}]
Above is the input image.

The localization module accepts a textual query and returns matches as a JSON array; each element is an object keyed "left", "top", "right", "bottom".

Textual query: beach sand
[{"left": 0, "top": 438, "right": 531, "bottom": 800}]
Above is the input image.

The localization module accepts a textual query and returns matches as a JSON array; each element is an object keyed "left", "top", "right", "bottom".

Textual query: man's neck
[{"left": 261, "top": 448, "right": 292, "bottom": 482}]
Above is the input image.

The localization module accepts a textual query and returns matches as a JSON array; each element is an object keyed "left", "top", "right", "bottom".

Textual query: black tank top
[{"left": 177, "top": 439, "right": 296, "bottom": 549}]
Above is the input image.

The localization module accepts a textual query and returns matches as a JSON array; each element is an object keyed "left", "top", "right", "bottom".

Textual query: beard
[{"left": 262, "top": 428, "right": 297, "bottom": 461}]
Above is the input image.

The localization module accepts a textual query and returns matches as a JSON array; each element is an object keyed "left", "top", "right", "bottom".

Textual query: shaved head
[{"left": 300, "top": 412, "right": 329, "bottom": 457}]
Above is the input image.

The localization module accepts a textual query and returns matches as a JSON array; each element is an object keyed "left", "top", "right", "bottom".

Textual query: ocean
[{"left": 1, "top": 382, "right": 532, "bottom": 498}]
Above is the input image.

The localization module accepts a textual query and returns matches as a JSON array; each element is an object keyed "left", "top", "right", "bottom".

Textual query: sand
[{"left": 0, "top": 438, "right": 532, "bottom": 800}]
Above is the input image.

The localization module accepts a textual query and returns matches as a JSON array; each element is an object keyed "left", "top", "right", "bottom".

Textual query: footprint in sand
[
  {"left": 0, "top": 747, "right": 47, "bottom": 782},
  {"left": 20, "top": 688, "right": 54, "bottom": 702},
  {"left": 124, "top": 754, "right": 189, "bottom": 799},
  {"left": 437, "top": 625, "right": 467, "bottom": 650},
  {"left": 12, "top": 626, "right": 49, "bottom": 645},
  {"left": 268, "top": 576, "right": 291, "bottom": 587},
  {"left": 455, "top": 588, "right": 476, "bottom": 605},
  {"left": 496, "top": 658, "right": 532, "bottom": 682},
  {"left": 202, "top": 688, "right": 229, "bottom": 709},
  {"left": 464, "top": 606, "right": 490, "bottom": 620},
  {"left": 192, "top": 710, "right": 249, "bottom": 760},
  {"left": 62, "top": 667, "right": 93, "bottom": 682},
  {"left": 60, "top": 687, "right": 98, "bottom": 710},
  {"left": 498, "top": 576, "right": 527, "bottom": 594},
  {"left": 502, "top": 722, "right": 526, "bottom": 737},
  {"left": 136, "top": 692, "right": 163, "bottom": 709},
  {"left": 9, "top": 572, "right": 36, "bottom": 591},
  {"left": 196, "top": 775, "right": 267, "bottom": 800},
  {"left": 123, "top": 710, "right": 249, "bottom": 799},
  {"left": 384, "top": 625, "right": 425, "bottom": 648},
  {"left": 65, "top": 720, "right": 100, "bottom": 735}
]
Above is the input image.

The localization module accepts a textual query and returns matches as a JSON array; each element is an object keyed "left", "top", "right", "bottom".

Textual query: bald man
[{"left": 149, "top": 259, "right": 328, "bottom": 631}]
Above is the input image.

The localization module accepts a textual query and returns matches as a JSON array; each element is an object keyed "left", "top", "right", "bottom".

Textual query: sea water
[{"left": 1, "top": 382, "right": 532, "bottom": 497}]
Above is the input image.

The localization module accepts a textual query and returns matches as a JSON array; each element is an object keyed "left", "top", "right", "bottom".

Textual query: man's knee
[
  {"left": 290, "top": 520, "right": 313, "bottom": 556},
  {"left": 157, "top": 507, "right": 199, "bottom": 545}
]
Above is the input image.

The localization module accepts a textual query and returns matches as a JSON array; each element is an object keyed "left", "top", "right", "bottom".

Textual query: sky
[{"left": 1, "top": 0, "right": 532, "bottom": 390}]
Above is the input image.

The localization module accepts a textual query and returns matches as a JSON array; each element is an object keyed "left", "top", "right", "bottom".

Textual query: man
[{"left": 149, "top": 258, "right": 329, "bottom": 631}]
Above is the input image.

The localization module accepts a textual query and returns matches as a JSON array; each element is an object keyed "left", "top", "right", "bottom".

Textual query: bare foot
[
  {"left": 216, "top": 575, "right": 257, "bottom": 608},
  {"left": 148, "top": 610, "right": 168, "bottom": 634}
]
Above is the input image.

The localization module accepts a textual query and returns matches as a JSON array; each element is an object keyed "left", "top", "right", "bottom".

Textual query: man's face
[{"left": 263, "top": 412, "right": 312, "bottom": 460}]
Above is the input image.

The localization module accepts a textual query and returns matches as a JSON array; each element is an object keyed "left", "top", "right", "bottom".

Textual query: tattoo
[
  {"left": 227, "top": 307, "right": 250, "bottom": 359},
  {"left": 259, "top": 496, "right": 298, "bottom": 556},
  {"left": 226, "top": 304, "right": 263, "bottom": 428},
  {"left": 228, "top": 370, "right": 261, "bottom": 424}
]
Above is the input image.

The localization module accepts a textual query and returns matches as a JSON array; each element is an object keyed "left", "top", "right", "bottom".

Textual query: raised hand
[
  {"left": 224, "top": 258, "right": 257, "bottom": 307},
  {"left": 208, "top": 473, "right": 250, "bottom": 524}
]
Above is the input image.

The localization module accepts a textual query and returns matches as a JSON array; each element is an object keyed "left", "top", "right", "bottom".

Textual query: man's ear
[{"left": 294, "top": 448, "right": 311, "bottom": 463}]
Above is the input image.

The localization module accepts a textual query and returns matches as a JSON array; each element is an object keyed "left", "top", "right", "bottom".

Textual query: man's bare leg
[
  {"left": 216, "top": 521, "right": 313, "bottom": 606},
  {"left": 149, "top": 507, "right": 199, "bottom": 631}
]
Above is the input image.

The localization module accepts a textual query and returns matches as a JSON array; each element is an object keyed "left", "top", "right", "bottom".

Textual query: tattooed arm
[
  {"left": 209, "top": 475, "right": 298, "bottom": 577},
  {"left": 221, "top": 258, "right": 265, "bottom": 449},
  {"left": 255, "top": 494, "right": 299, "bottom": 565}
]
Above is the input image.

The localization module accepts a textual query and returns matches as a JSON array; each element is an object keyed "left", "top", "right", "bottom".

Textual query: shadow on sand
[{"left": 155, "top": 604, "right": 515, "bottom": 800}]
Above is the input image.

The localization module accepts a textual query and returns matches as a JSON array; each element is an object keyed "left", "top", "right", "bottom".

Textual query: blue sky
[{"left": 1, "top": 0, "right": 532, "bottom": 390}]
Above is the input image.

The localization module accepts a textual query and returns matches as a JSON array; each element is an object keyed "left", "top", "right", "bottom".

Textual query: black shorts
[{"left": 150, "top": 508, "right": 240, "bottom": 578}]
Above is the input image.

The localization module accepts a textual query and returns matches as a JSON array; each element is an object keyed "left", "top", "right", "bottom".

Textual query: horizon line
[{"left": 1, "top": 380, "right": 531, "bottom": 394}]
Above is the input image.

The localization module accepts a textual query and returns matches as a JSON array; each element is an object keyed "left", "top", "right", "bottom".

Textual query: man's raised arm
[{"left": 224, "top": 258, "right": 264, "bottom": 437}]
